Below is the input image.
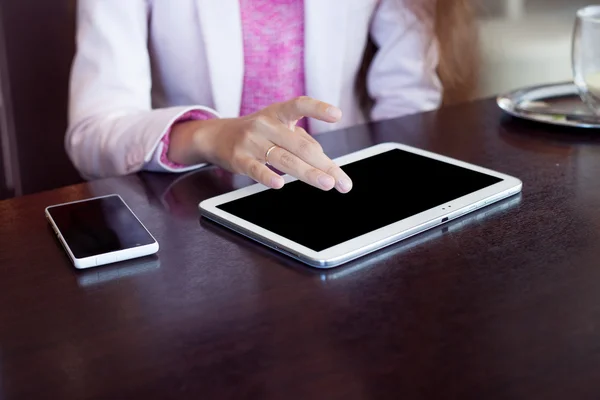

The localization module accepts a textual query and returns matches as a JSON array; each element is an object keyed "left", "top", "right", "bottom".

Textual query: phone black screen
[{"left": 47, "top": 195, "right": 155, "bottom": 258}]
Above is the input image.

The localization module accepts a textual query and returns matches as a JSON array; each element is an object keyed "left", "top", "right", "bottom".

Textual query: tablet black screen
[{"left": 217, "top": 149, "right": 502, "bottom": 251}]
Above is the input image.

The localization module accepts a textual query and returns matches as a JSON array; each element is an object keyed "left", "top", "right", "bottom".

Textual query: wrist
[
  {"left": 168, "top": 119, "right": 217, "bottom": 165},
  {"left": 190, "top": 118, "right": 222, "bottom": 164}
]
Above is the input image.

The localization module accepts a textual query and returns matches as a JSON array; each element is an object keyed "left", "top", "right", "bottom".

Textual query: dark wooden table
[{"left": 2, "top": 99, "right": 600, "bottom": 399}]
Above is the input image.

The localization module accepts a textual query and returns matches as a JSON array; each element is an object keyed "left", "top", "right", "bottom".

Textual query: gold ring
[{"left": 265, "top": 145, "right": 278, "bottom": 165}]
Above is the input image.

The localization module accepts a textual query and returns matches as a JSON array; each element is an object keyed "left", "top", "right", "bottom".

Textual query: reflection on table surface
[{"left": 75, "top": 256, "right": 161, "bottom": 287}]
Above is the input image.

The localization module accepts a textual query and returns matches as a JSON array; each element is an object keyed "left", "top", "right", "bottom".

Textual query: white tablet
[{"left": 199, "top": 142, "right": 522, "bottom": 269}]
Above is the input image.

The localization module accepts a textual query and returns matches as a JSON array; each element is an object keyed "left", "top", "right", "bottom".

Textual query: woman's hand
[{"left": 168, "top": 96, "right": 353, "bottom": 193}]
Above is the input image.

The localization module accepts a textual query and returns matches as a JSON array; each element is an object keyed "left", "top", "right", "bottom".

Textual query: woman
[{"left": 67, "top": 0, "right": 477, "bottom": 193}]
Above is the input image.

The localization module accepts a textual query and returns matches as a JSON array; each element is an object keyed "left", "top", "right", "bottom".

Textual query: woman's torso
[{"left": 146, "top": 0, "right": 379, "bottom": 133}]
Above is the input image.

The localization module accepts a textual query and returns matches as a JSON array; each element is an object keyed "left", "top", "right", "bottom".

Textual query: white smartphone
[
  {"left": 199, "top": 142, "right": 523, "bottom": 269},
  {"left": 45, "top": 194, "right": 159, "bottom": 269}
]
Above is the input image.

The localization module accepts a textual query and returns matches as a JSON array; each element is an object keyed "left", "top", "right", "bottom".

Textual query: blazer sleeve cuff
[{"left": 144, "top": 107, "right": 219, "bottom": 173}]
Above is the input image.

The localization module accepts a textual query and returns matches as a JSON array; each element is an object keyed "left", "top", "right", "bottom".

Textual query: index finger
[
  {"left": 293, "top": 132, "right": 353, "bottom": 194},
  {"left": 267, "top": 125, "right": 353, "bottom": 193},
  {"left": 275, "top": 96, "right": 343, "bottom": 125}
]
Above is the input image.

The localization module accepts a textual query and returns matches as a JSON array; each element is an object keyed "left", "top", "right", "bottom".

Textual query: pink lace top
[{"left": 160, "top": 0, "right": 306, "bottom": 168}]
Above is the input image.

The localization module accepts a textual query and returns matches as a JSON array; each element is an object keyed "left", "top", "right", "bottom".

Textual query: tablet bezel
[{"left": 199, "top": 142, "right": 523, "bottom": 268}]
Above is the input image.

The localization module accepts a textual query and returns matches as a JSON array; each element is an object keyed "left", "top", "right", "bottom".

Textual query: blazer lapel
[
  {"left": 304, "top": 0, "right": 348, "bottom": 130},
  {"left": 196, "top": 0, "right": 244, "bottom": 118},
  {"left": 196, "top": 0, "right": 349, "bottom": 122}
]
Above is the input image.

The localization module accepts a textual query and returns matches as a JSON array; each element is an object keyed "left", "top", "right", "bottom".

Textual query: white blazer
[{"left": 67, "top": 0, "right": 442, "bottom": 179}]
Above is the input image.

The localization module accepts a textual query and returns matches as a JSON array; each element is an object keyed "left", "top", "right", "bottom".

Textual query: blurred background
[
  {"left": 0, "top": 0, "right": 589, "bottom": 200},
  {"left": 478, "top": 0, "right": 589, "bottom": 97}
]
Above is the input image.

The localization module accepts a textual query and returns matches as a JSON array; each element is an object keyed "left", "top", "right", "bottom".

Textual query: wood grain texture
[{"left": 2, "top": 99, "right": 600, "bottom": 399}]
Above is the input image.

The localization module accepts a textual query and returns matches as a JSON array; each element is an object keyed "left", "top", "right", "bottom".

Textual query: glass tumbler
[{"left": 573, "top": 6, "right": 600, "bottom": 115}]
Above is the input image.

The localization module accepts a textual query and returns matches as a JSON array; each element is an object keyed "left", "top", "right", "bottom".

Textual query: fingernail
[
  {"left": 338, "top": 178, "right": 353, "bottom": 193},
  {"left": 270, "top": 177, "right": 284, "bottom": 189},
  {"left": 318, "top": 174, "right": 335, "bottom": 190},
  {"left": 326, "top": 107, "right": 342, "bottom": 120}
]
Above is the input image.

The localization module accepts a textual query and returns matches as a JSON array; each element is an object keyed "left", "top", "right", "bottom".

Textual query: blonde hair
[{"left": 430, "top": 0, "right": 480, "bottom": 105}]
